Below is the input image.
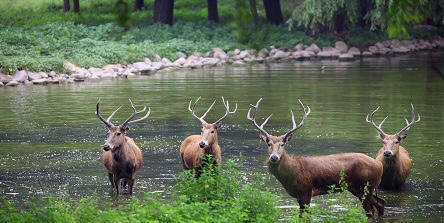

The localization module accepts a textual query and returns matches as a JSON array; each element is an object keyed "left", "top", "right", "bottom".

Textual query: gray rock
[
  {"left": 28, "top": 72, "right": 42, "bottom": 81},
  {"left": 239, "top": 50, "right": 250, "bottom": 59},
  {"left": 12, "top": 70, "right": 28, "bottom": 82},
  {"left": 294, "top": 43, "right": 305, "bottom": 51},
  {"left": 71, "top": 73, "right": 86, "bottom": 80},
  {"left": 339, "top": 53, "right": 354, "bottom": 60},
  {"left": 258, "top": 48, "right": 269, "bottom": 58},
  {"left": 201, "top": 58, "right": 220, "bottom": 66},
  {"left": 232, "top": 60, "right": 245, "bottom": 66},
  {"left": 38, "top": 72, "right": 48, "bottom": 78},
  {"left": 392, "top": 46, "right": 409, "bottom": 53},
  {"left": 24, "top": 80, "right": 32, "bottom": 85},
  {"left": 173, "top": 57, "right": 187, "bottom": 66},
  {"left": 212, "top": 48, "right": 228, "bottom": 60},
  {"left": 6, "top": 80, "right": 19, "bottom": 86},
  {"left": 301, "top": 50, "right": 315, "bottom": 58},
  {"left": 272, "top": 51, "right": 290, "bottom": 60},
  {"left": 348, "top": 47, "right": 361, "bottom": 56},
  {"left": 204, "top": 51, "right": 212, "bottom": 57},
  {"left": 154, "top": 55, "right": 162, "bottom": 62},
  {"left": 176, "top": 52, "right": 186, "bottom": 58},
  {"left": 233, "top": 49, "right": 241, "bottom": 55},
  {"left": 335, "top": 41, "right": 348, "bottom": 53},
  {"left": 64, "top": 62, "right": 87, "bottom": 74},
  {"left": 161, "top": 58, "right": 173, "bottom": 67},
  {"left": 32, "top": 78, "right": 48, "bottom": 85},
  {"left": 362, "top": 51, "right": 373, "bottom": 56},
  {"left": 317, "top": 51, "right": 332, "bottom": 57},
  {"left": 305, "top": 43, "right": 321, "bottom": 54},
  {"left": 132, "top": 62, "right": 151, "bottom": 71},
  {"left": 368, "top": 46, "right": 378, "bottom": 54},
  {"left": 48, "top": 78, "right": 60, "bottom": 84},
  {"left": 48, "top": 71, "right": 57, "bottom": 77},
  {"left": 375, "top": 42, "right": 385, "bottom": 49},
  {"left": 0, "top": 82, "right": 4, "bottom": 87},
  {"left": 88, "top": 67, "right": 103, "bottom": 75}
]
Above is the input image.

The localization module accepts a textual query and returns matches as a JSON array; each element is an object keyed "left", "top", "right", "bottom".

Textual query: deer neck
[
  {"left": 113, "top": 137, "right": 129, "bottom": 162},
  {"left": 268, "top": 151, "right": 303, "bottom": 183}
]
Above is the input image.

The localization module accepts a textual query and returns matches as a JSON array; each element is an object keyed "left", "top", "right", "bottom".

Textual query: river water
[{"left": 1, "top": 52, "right": 443, "bottom": 222}]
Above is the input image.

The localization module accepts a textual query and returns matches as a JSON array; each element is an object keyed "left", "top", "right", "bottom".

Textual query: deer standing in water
[
  {"left": 247, "top": 98, "right": 385, "bottom": 218},
  {"left": 366, "top": 104, "right": 420, "bottom": 190},
  {"left": 96, "top": 99, "right": 150, "bottom": 196},
  {"left": 180, "top": 96, "right": 237, "bottom": 176}
]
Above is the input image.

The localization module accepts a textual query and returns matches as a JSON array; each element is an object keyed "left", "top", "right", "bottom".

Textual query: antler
[
  {"left": 96, "top": 99, "right": 117, "bottom": 128},
  {"left": 396, "top": 104, "right": 420, "bottom": 136},
  {"left": 282, "top": 100, "right": 311, "bottom": 141},
  {"left": 188, "top": 96, "right": 216, "bottom": 125},
  {"left": 213, "top": 96, "right": 238, "bottom": 125},
  {"left": 247, "top": 98, "right": 272, "bottom": 139},
  {"left": 365, "top": 106, "right": 388, "bottom": 137},
  {"left": 120, "top": 99, "right": 151, "bottom": 127}
]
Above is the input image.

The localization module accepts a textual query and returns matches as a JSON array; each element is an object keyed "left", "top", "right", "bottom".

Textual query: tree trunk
[
  {"left": 154, "top": 0, "right": 174, "bottom": 25},
  {"left": 63, "top": 0, "right": 70, "bottom": 12},
  {"left": 249, "top": 0, "right": 259, "bottom": 25},
  {"left": 207, "top": 0, "right": 219, "bottom": 23},
  {"left": 134, "top": 0, "right": 144, "bottom": 11},
  {"left": 263, "top": 0, "right": 283, "bottom": 25},
  {"left": 73, "top": 0, "right": 80, "bottom": 13}
]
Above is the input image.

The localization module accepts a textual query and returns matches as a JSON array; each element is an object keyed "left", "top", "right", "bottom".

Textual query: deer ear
[
  {"left": 259, "top": 134, "right": 268, "bottom": 143},
  {"left": 284, "top": 134, "right": 293, "bottom": 143},
  {"left": 215, "top": 122, "right": 222, "bottom": 129},
  {"left": 122, "top": 126, "right": 129, "bottom": 132},
  {"left": 397, "top": 134, "right": 407, "bottom": 141}
]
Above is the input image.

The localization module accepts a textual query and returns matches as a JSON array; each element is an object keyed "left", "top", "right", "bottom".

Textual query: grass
[{"left": 0, "top": 157, "right": 370, "bottom": 223}]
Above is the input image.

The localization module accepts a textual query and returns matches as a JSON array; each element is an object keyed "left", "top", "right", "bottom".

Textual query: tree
[
  {"left": 249, "top": 0, "right": 259, "bottom": 25},
  {"left": 263, "top": 0, "right": 283, "bottom": 25},
  {"left": 207, "top": 0, "right": 219, "bottom": 23},
  {"left": 154, "top": 0, "right": 174, "bottom": 25},
  {"left": 134, "top": 0, "right": 144, "bottom": 11},
  {"left": 63, "top": 0, "right": 70, "bottom": 12},
  {"left": 73, "top": 0, "right": 80, "bottom": 13}
]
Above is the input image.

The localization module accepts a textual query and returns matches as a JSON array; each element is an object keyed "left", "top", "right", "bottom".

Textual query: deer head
[
  {"left": 247, "top": 98, "right": 310, "bottom": 164},
  {"left": 366, "top": 104, "right": 420, "bottom": 158},
  {"left": 96, "top": 99, "right": 150, "bottom": 151},
  {"left": 188, "top": 96, "right": 237, "bottom": 149}
]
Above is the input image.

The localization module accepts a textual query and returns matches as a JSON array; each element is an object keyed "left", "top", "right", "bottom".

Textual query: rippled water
[{"left": 1, "top": 52, "right": 443, "bottom": 222}]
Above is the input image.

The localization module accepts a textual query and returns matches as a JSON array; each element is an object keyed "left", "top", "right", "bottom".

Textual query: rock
[
  {"left": 0, "top": 82, "right": 4, "bottom": 87},
  {"left": 294, "top": 43, "right": 305, "bottom": 51},
  {"left": 48, "top": 71, "right": 56, "bottom": 78},
  {"left": 362, "top": 51, "right": 373, "bottom": 56},
  {"left": 232, "top": 60, "right": 245, "bottom": 66},
  {"left": 258, "top": 48, "right": 269, "bottom": 58},
  {"left": 32, "top": 78, "right": 48, "bottom": 85},
  {"left": 375, "top": 42, "right": 385, "bottom": 49},
  {"left": 6, "top": 80, "right": 19, "bottom": 86},
  {"left": 151, "top": 62, "right": 164, "bottom": 70},
  {"left": 301, "top": 50, "right": 315, "bottom": 58},
  {"left": 28, "top": 72, "right": 42, "bottom": 81},
  {"left": 368, "top": 46, "right": 378, "bottom": 54},
  {"left": 204, "top": 51, "right": 212, "bottom": 57},
  {"left": 339, "top": 53, "right": 354, "bottom": 60},
  {"left": 272, "top": 50, "right": 290, "bottom": 60},
  {"left": 161, "top": 58, "right": 173, "bottom": 67},
  {"left": 0, "top": 73, "right": 13, "bottom": 84},
  {"left": 12, "top": 70, "right": 28, "bottom": 82},
  {"left": 88, "top": 67, "right": 103, "bottom": 75},
  {"left": 103, "top": 64, "right": 120, "bottom": 72},
  {"left": 173, "top": 57, "right": 187, "bottom": 66},
  {"left": 233, "top": 49, "right": 241, "bottom": 55},
  {"left": 392, "top": 46, "right": 409, "bottom": 53},
  {"left": 335, "top": 41, "right": 348, "bottom": 53},
  {"left": 239, "top": 50, "right": 250, "bottom": 59},
  {"left": 154, "top": 55, "right": 162, "bottom": 62},
  {"left": 201, "top": 58, "right": 220, "bottom": 66},
  {"left": 132, "top": 62, "right": 151, "bottom": 71},
  {"left": 212, "top": 48, "right": 228, "bottom": 60},
  {"left": 24, "top": 80, "right": 32, "bottom": 85},
  {"left": 71, "top": 73, "right": 87, "bottom": 80},
  {"left": 348, "top": 47, "right": 361, "bottom": 56},
  {"left": 305, "top": 43, "right": 321, "bottom": 54},
  {"left": 48, "top": 78, "right": 60, "bottom": 84},
  {"left": 176, "top": 52, "right": 186, "bottom": 58},
  {"left": 38, "top": 72, "right": 48, "bottom": 78},
  {"left": 65, "top": 62, "right": 87, "bottom": 74},
  {"left": 317, "top": 51, "right": 332, "bottom": 57}
]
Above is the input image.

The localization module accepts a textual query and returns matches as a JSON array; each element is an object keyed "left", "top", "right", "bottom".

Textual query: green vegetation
[{"left": 0, "top": 158, "right": 369, "bottom": 223}]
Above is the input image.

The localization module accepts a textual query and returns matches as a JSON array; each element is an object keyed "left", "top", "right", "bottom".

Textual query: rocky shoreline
[{"left": 1, "top": 37, "right": 444, "bottom": 88}]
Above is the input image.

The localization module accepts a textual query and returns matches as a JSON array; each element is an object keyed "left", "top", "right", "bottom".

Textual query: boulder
[
  {"left": 161, "top": 58, "right": 173, "bottom": 67},
  {"left": 294, "top": 43, "right": 305, "bottom": 51},
  {"left": 48, "top": 78, "right": 60, "bottom": 84},
  {"left": 65, "top": 62, "right": 87, "bottom": 74},
  {"left": 212, "top": 48, "right": 228, "bottom": 60},
  {"left": 368, "top": 46, "right": 378, "bottom": 54},
  {"left": 6, "top": 80, "right": 19, "bottom": 86},
  {"left": 176, "top": 52, "right": 186, "bottom": 58},
  {"left": 233, "top": 49, "right": 241, "bottom": 55},
  {"left": 338, "top": 53, "right": 354, "bottom": 60},
  {"left": 12, "top": 70, "right": 28, "bottom": 82},
  {"left": 132, "top": 62, "right": 151, "bottom": 71},
  {"left": 28, "top": 72, "right": 42, "bottom": 81},
  {"left": 38, "top": 72, "right": 48, "bottom": 78},
  {"left": 0, "top": 82, "right": 4, "bottom": 87},
  {"left": 347, "top": 47, "right": 361, "bottom": 56},
  {"left": 238, "top": 50, "right": 250, "bottom": 59},
  {"left": 232, "top": 60, "right": 245, "bottom": 66},
  {"left": 362, "top": 51, "right": 373, "bottom": 56},
  {"left": 335, "top": 41, "right": 348, "bottom": 53},
  {"left": 258, "top": 48, "right": 269, "bottom": 58},
  {"left": 317, "top": 51, "right": 332, "bottom": 57},
  {"left": 392, "top": 46, "right": 409, "bottom": 53},
  {"left": 32, "top": 78, "right": 48, "bottom": 85},
  {"left": 272, "top": 50, "right": 290, "bottom": 60},
  {"left": 201, "top": 58, "right": 220, "bottom": 66},
  {"left": 71, "top": 73, "right": 87, "bottom": 80},
  {"left": 375, "top": 42, "right": 385, "bottom": 49},
  {"left": 173, "top": 57, "right": 187, "bottom": 66},
  {"left": 305, "top": 43, "right": 321, "bottom": 54}
]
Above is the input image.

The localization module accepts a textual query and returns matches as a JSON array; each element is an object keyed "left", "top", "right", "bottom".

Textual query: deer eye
[
  {"left": 395, "top": 141, "right": 399, "bottom": 144},
  {"left": 211, "top": 130, "right": 214, "bottom": 133},
  {"left": 116, "top": 132, "right": 121, "bottom": 136}
]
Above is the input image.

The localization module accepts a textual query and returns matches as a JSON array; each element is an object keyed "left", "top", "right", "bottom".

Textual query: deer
[
  {"left": 247, "top": 98, "right": 385, "bottom": 218},
  {"left": 180, "top": 96, "right": 237, "bottom": 177},
  {"left": 96, "top": 99, "right": 150, "bottom": 196},
  {"left": 366, "top": 104, "right": 420, "bottom": 190}
]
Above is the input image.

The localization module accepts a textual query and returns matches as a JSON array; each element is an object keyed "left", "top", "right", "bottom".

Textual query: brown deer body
[
  {"left": 247, "top": 98, "right": 385, "bottom": 218},
  {"left": 180, "top": 96, "right": 237, "bottom": 176},
  {"left": 366, "top": 104, "right": 419, "bottom": 190},
  {"left": 96, "top": 99, "right": 150, "bottom": 195}
]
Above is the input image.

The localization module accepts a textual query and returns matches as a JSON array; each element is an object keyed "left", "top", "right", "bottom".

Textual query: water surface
[{"left": 1, "top": 52, "right": 443, "bottom": 222}]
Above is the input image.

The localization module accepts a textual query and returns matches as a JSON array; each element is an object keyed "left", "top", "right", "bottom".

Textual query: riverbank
[{"left": 1, "top": 36, "right": 444, "bottom": 88}]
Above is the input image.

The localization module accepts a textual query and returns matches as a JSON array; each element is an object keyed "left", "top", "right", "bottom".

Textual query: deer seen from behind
[
  {"left": 180, "top": 96, "right": 237, "bottom": 177},
  {"left": 96, "top": 99, "right": 150, "bottom": 196},
  {"left": 247, "top": 98, "right": 385, "bottom": 218},
  {"left": 366, "top": 104, "right": 420, "bottom": 190}
]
